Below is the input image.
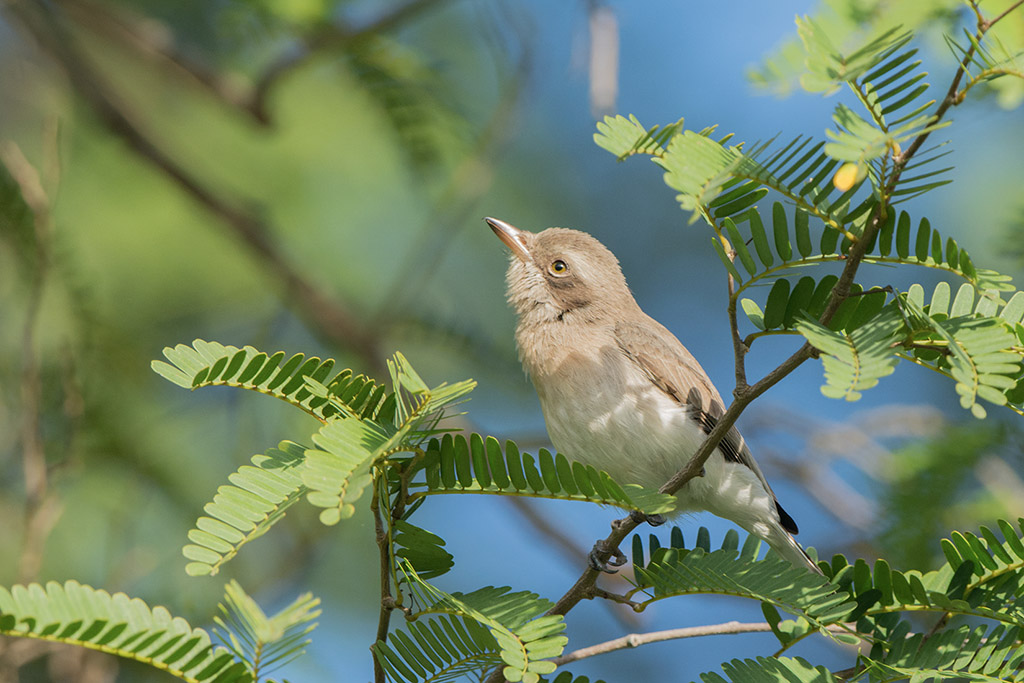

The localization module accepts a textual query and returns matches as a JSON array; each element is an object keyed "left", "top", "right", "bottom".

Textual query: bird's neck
[{"left": 514, "top": 312, "right": 610, "bottom": 382}]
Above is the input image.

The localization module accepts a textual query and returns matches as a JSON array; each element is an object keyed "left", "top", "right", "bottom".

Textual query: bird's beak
[{"left": 485, "top": 217, "right": 531, "bottom": 262}]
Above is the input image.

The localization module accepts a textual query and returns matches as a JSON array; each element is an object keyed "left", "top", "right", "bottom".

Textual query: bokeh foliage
[{"left": 2, "top": 0, "right": 1024, "bottom": 681}]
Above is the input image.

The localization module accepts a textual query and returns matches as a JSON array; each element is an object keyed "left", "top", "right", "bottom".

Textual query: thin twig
[
  {"left": 552, "top": 621, "right": 776, "bottom": 665},
  {"left": 727, "top": 269, "right": 749, "bottom": 392},
  {"left": 591, "top": 587, "right": 640, "bottom": 610},
  {"left": 983, "top": 0, "right": 1024, "bottom": 30},
  {"left": 371, "top": 485, "right": 393, "bottom": 683}
]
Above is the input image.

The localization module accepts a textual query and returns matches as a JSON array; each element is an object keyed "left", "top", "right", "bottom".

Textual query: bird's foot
[
  {"left": 588, "top": 540, "right": 628, "bottom": 574},
  {"left": 630, "top": 510, "right": 667, "bottom": 527}
]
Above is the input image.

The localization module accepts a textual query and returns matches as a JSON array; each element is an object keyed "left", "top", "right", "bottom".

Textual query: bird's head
[{"left": 485, "top": 217, "right": 635, "bottom": 324}]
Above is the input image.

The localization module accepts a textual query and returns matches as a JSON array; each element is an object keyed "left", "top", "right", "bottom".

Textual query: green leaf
[
  {"left": 415, "top": 435, "right": 676, "bottom": 516},
  {"left": 741, "top": 298, "right": 765, "bottom": 330},
  {"left": 153, "top": 340, "right": 394, "bottom": 422},
  {"left": 794, "top": 306, "right": 904, "bottom": 400},
  {"left": 697, "top": 655, "right": 837, "bottom": 683},
  {"left": 302, "top": 418, "right": 391, "bottom": 524},
  {"left": 763, "top": 279, "right": 791, "bottom": 330},
  {"left": 593, "top": 114, "right": 683, "bottom": 160},
  {"left": 655, "top": 130, "right": 747, "bottom": 223},
  {"left": 213, "top": 580, "right": 319, "bottom": 679},
  {"left": 393, "top": 520, "right": 454, "bottom": 581},
  {"left": 632, "top": 531, "right": 851, "bottom": 644},
  {"left": 725, "top": 218, "right": 758, "bottom": 276},
  {"left": 747, "top": 209, "right": 774, "bottom": 268},
  {"left": 184, "top": 441, "right": 308, "bottom": 576},
  {"left": 391, "top": 565, "right": 567, "bottom": 683},
  {"left": 0, "top": 581, "right": 252, "bottom": 682},
  {"left": 772, "top": 202, "right": 793, "bottom": 261}
]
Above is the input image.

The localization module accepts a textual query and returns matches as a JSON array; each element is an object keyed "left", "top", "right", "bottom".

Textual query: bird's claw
[
  {"left": 588, "top": 540, "right": 628, "bottom": 573},
  {"left": 630, "top": 510, "right": 667, "bottom": 527}
]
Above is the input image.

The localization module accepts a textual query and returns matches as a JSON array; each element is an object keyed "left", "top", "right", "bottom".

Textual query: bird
[{"left": 485, "top": 216, "right": 820, "bottom": 573}]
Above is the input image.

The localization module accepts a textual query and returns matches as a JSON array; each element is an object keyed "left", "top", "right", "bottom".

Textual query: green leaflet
[
  {"left": 303, "top": 417, "right": 392, "bottom": 525},
  {"left": 630, "top": 532, "right": 850, "bottom": 645},
  {"left": 794, "top": 305, "right": 905, "bottom": 400},
  {"left": 863, "top": 623, "right": 1024, "bottom": 682},
  {"left": 902, "top": 287, "right": 1023, "bottom": 418},
  {"left": 413, "top": 434, "right": 676, "bottom": 516},
  {"left": 592, "top": 113, "right": 683, "bottom": 160},
  {"left": 393, "top": 519, "right": 454, "bottom": 580},
  {"left": 696, "top": 656, "right": 836, "bottom": 683},
  {"left": 213, "top": 580, "right": 320, "bottom": 679},
  {"left": 183, "top": 441, "right": 308, "bottom": 577},
  {"left": 152, "top": 339, "right": 396, "bottom": 422},
  {"left": 0, "top": 580, "right": 251, "bottom": 683},
  {"left": 372, "top": 614, "right": 502, "bottom": 683},
  {"left": 377, "top": 564, "right": 566, "bottom": 683}
]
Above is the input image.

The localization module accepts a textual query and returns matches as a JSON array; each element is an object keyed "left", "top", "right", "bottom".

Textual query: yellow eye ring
[{"left": 549, "top": 260, "right": 568, "bottom": 275}]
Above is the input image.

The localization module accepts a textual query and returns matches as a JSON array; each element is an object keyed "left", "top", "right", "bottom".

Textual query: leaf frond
[
  {"left": 183, "top": 441, "right": 309, "bottom": 577},
  {"left": 152, "top": 340, "right": 395, "bottom": 423},
  {"left": 0, "top": 580, "right": 251, "bottom": 683},
  {"left": 411, "top": 434, "right": 676, "bottom": 516},
  {"left": 213, "top": 580, "right": 320, "bottom": 679},
  {"left": 630, "top": 530, "right": 851, "bottom": 647},
  {"left": 378, "top": 563, "right": 566, "bottom": 683}
]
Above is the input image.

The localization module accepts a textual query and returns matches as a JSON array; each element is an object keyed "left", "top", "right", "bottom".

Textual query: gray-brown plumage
[{"left": 486, "top": 216, "right": 818, "bottom": 572}]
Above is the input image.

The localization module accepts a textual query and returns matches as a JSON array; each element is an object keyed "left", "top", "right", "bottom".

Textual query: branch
[
  {"left": 555, "top": 618, "right": 857, "bottom": 667},
  {"left": 553, "top": 621, "right": 776, "bottom": 665},
  {"left": 896, "top": 0, "right": 1022, "bottom": 165},
  {"left": 371, "top": 485, "right": 394, "bottom": 683}
]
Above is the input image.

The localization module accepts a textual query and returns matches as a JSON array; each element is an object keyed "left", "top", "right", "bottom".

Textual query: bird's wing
[{"left": 613, "top": 317, "right": 799, "bottom": 534}]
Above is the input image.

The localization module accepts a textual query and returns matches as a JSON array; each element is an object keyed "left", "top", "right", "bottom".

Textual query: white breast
[{"left": 530, "top": 338, "right": 776, "bottom": 526}]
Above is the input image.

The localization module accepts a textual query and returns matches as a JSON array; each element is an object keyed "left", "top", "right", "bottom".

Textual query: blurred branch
[
  {"left": 975, "top": 456, "right": 1024, "bottom": 513},
  {"left": 55, "top": 0, "right": 455, "bottom": 126},
  {"left": 587, "top": 1, "right": 618, "bottom": 117},
  {"left": 372, "top": 36, "right": 531, "bottom": 326},
  {"left": 747, "top": 404, "right": 947, "bottom": 535},
  {"left": 57, "top": 0, "right": 254, "bottom": 113},
  {"left": 5, "top": 0, "right": 383, "bottom": 370},
  {"left": 250, "top": 0, "right": 454, "bottom": 124},
  {"left": 0, "top": 141, "right": 64, "bottom": 584}
]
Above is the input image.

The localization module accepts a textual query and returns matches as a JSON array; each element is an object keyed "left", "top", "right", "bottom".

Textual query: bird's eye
[{"left": 549, "top": 260, "right": 568, "bottom": 276}]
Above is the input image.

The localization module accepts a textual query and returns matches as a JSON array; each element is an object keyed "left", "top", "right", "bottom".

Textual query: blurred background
[{"left": 1, "top": 0, "right": 1022, "bottom": 680}]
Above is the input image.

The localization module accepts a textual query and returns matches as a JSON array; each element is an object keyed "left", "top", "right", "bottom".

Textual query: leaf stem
[{"left": 371, "top": 482, "right": 394, "bottom": 683}]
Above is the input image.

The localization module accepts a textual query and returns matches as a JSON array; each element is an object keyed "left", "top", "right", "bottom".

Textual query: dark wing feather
[{"left": 613, "top": 317, "right": 799, "bottom": 534}]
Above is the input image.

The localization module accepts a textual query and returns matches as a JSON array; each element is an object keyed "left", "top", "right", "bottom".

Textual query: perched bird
[{"left": 486, "top": 217, "right": 820, "bottom": 573}]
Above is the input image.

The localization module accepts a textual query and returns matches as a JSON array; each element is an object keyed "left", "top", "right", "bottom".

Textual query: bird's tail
[{"left": 766, "top": 526, "right": 823, "bottom": 575}]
